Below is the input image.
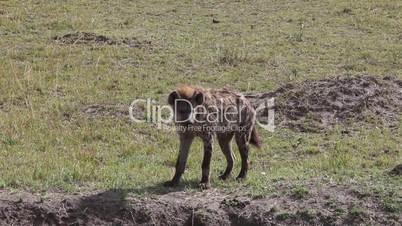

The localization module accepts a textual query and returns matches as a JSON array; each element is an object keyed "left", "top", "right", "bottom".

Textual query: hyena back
[{"left": 165, "top": 85, "right": 261, "bottom": 189}]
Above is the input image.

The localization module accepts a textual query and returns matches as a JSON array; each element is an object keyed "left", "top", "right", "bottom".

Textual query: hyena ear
[
  {"left": 194, "top": 92, "right": 204, "bottom": 105},
  {"left": 168, "top": 91, "right": 179, "bottom": 106}
]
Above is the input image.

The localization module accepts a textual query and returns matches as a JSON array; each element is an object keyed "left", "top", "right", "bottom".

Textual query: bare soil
[
  {"left": 53, "top": 32, "right": 152, "bottom": 48},
  {"left": 81, "top": 104, "right": 133, "bottom": 119},
  {"left": 0, "top": 181, "right": 400, "bottom": 225}
]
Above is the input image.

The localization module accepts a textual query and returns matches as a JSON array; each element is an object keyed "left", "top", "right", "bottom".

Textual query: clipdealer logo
[{"left": 129, "top": 98, "right": 275, "bottom": 132}]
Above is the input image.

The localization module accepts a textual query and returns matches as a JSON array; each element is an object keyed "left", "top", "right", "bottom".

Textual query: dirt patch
[
  {"left": 0, "top": 182, "right": 400, "bottom": 225},
  {"left": 53, "top": 32, "right": 152, "bottom": 48},
  {"left": 247, "top": 75, "right": 402, "bottom": 132},
  {"left": 80, "top": 104, "right": 145, "bottom": 120}
]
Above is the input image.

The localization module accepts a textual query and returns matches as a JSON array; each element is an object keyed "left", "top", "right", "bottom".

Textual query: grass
[
  {"left": 0, "top": 0, "right": 401, "bottom": 203},
  {"left": 349, "top": 205, "right": 365, "bottom": 218},
  {"left": 292, "top": 185, "right": 309, "bottom": 199}
]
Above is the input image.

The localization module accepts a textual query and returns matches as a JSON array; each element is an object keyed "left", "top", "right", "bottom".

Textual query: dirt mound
[
  {"left": 53, "top": 32, "right": 115, "bottom": 45},
  {"left": 0, "top": 182, "right": 400, "bottom": 225},
  {"left": 81, "top": 104, "right": 131, "bottom": 119},
  {"left": 53, "top": 32, "right": 152, "bottom": 48},
  {"left": 247, "top": 76, "right": 402, "bottom": 132},
  {"left": 80, "top": 103, "right": 147, "bottom": 122}
]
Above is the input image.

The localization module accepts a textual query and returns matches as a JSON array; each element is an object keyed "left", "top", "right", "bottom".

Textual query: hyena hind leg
[
  {"left": 217, "top": 132, "right": 235, "bottom": 180},
  {"left": 234, "top": 132, "right": 249, "bottom": 180}
]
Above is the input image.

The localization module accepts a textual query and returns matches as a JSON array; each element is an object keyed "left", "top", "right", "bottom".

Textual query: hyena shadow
[{"left": 129, "top": 179, "right": 200, "bottom": 195}]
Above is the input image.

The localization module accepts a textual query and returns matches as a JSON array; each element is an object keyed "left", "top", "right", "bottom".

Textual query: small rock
[
  {"left": 212, "top": 18, "right": 220, "bottom": 23},
  {"left": 388, "top": 164, "right": 402, "bottom": 176}
]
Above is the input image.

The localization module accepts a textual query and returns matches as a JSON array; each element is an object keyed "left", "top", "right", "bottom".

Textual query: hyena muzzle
[{"left": 164, "top": 85, "right": 262, "bottom": 189}]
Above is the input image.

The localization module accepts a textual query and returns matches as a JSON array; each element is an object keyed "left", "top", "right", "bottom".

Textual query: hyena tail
[{"left": 249, "top": 126, "right": 262, "bottom": 149}]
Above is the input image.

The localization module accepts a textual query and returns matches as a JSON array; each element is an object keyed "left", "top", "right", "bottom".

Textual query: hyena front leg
[
  {"left": 164, "top": 134, "right": 194, "bottom": 187},
  {"left": 235, "top": 132, "right": 250, "bottom": 180},
  {"left": 200, "top": 134, "right": 213, "bottom": 189},
  {"left": 217, "top": 132, "right": 234, "bottom": 180}
]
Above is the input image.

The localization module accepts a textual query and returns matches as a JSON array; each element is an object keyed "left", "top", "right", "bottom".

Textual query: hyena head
[{"left": 168, "top": 85, "right": 204, "bottom": 124}]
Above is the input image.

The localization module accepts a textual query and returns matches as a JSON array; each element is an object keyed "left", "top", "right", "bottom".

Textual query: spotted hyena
[{"left": 164, "top": 85, "right": 262, "bottom": 189}]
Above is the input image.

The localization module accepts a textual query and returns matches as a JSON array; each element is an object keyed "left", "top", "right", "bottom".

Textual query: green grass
[{"left": 0, "top": 0, "right": 401, "bottom": 200}]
